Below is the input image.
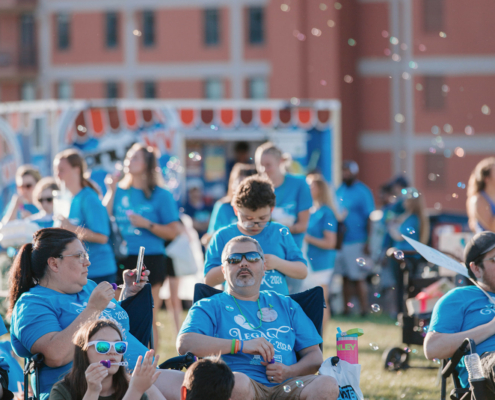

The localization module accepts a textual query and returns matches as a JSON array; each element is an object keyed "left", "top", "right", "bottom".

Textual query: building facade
[{"left": 0, "top": 0, "right": 493, "bottom": 212}]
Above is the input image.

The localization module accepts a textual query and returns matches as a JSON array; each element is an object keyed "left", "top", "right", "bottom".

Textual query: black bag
[
  {"left": 336, "top": 221, "right": 347, "bottom": 250},
  {"left": 109, "top": 216, "right": 127, "bottom": 261}
]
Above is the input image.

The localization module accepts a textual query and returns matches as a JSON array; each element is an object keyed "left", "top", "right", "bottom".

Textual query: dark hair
[
  {"left": 232, "top": 175, "right": 275, "bottom": 211},
  {"left": 467, "top": 157, "right": 495, "bottom": 198},
  {"left": 63, "top": 319, "right": 129, "bottom": 400},
  {"left": 221, "top": 163, "right": 257, "bottom": 204},
  {"left": 8, "top": 228, "right": 79, "bottom": 316},
  {"left": 183, "top": 356, "right": 234, "bottom": 400},
  {"left": 467, "top": 254, "right": 486, "bottom": 280},
  {"left": 120, "top": 143, "right": 164, "bottom": 199},
  {"left": 54, "top": 149, "right": 100, "bottom": 194},
  {"left": 234, "top": 141, "right": 250, "bottom": 153},
  {"left": 16, "top": 164, "right": 41, "bottom": 183}
]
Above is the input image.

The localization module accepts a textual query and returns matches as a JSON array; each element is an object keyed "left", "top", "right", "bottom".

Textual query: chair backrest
[
  {"left": 120, "top": 283, "right": 154, "bottom": 348},
  {"left": 193, "top": 284, "right": 325, "bottom": 344}
]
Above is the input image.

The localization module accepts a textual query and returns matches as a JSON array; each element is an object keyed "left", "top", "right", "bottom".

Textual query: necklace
[{"left": 231, "top": 295, "right": 263, "bottom": 330}]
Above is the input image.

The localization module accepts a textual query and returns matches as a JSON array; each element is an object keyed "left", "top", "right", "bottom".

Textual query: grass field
[{"left": 156, "top": 310, "right": 450, "bottom": 400}]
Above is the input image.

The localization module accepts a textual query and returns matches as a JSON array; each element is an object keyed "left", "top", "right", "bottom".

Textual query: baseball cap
[{"left": 464, "top": 231, "right": 495, "bottom": 267}]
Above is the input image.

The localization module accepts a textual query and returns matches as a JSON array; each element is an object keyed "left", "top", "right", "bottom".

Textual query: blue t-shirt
[
  {"left": 207, "top": 201, "right": 237, "bottom": 234},
  {"left": 336, "top": 181, "right": 375, "bottom": 244},
  {"left": 68, "top": 187, "right": 116, "bottom": 279},
  {"left": 10, "top": 281, "right": 149, "bottom": 399},
  {"left": 306, "top": 206, "right": 337, "bottom": 272},
  {"left": 179, "top": 291, "right": 322, "bottom": 387},
  {"left": 28, "top": 212, "right": 54, "bottom": 228},
  {"left": 113, "top": 187, "right": 180, "bottom": 255},
  {"left": 429, "top": 286, "right": 495, "bottom": 387},
  {"left": 183, "top": 202, "right": 212, "bottom": 238},
  {"left": 273, "top": 174, "right": 312, "bottom": 249},
  {"left": 205, "top": 222, "right": 307, "bottom": 295},
  {"left": 0, "top": 319, "right": 23, "bottom": 393},
  {"left": 391, "top": 214, "right": 420, "bottom": 252}
]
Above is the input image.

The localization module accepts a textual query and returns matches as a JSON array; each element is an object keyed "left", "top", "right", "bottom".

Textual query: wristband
[
  {"left": 235, "top": 340, "right": 239, "bottom": 354},
  {"left": 240, "top": 340, "right": 244, "bottom": 353},
  {"left": 231, "top": 339, "right": 236, "bottom": 354}
]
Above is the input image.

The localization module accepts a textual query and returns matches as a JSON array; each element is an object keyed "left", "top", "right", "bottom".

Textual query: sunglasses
[
  {"left": 225, "top": 251, "right": 263, "bottom": 264},
  {"left": 38, "top": 197, "right": 53, "bottom": 204},
  {"left": 17, "top": 184, "right": 33, "bottom": 189},
  {"left": 87, "top": 341, "right": 128, "bottom": 355}
]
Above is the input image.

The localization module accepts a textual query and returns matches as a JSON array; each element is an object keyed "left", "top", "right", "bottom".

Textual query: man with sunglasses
[
  {"left": 425, "top": 231, "right": 495, "bottom": 392},
  {"left": 204, "top": 176, "right": 307, "bottom": 295},
  {"left": 179, "top": 236, "right": 338, "bottom": 400}
]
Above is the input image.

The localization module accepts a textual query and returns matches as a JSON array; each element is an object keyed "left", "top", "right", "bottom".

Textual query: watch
[{"left": 149, "top": 222, "right": 154, "bottom": 230}]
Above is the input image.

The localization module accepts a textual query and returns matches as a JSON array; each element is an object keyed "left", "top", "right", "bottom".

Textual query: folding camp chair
[
  {"left": 159, "top": 283, "right": 325, "bottom": 370},
  {"left": 21, "top": 283, "right": 154, "bottom": 400},
  {"left": 440, "top": 338, "right": 487, "bottom": 400}
]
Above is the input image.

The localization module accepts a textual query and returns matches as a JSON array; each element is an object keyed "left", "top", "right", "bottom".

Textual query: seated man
[
  {"left": 425, "top": 231, "right": 495, "bottom": 390},
  {"left": 178, "top": 235, "right": 339, "bottom": 400},
  {"left": 181, "top": 356, "right": 235, "bottom": 400}
]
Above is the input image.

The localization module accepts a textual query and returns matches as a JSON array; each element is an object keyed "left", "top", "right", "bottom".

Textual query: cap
[
  {"left": 464, "top": 231, "right": 495, "bottom": 267},
  {"left": 343, "top": 160, "right": 359, "bottom": 175}
]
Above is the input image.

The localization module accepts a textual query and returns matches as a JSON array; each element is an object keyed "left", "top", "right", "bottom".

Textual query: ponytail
[{"left": 8, "top": 228, "right": 79, "bottom": 316}]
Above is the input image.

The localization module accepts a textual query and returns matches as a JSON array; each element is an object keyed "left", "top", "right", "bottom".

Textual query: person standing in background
[
  {"left": 1, "top": 165, "right": 41, "bottom": 224},
  {"left": 104, "top": 143, "right": 181, "bottom": 346},
  {"left": 183, "top": 180, "right": 212, "bottom": 244},
  {"left": 335, "top": 160, "right": 375, "bottom": 317},
  {"left": 255, "top": 142, "right": 312, "bottom": 293},
  {"left": 467, "top": 157, "right": 495, "bottom": 233},
  {"left": 28, "top": 177, "right": 59, "bottom": 228},
  {"left": 304, "top": 174, "right": 340, "bottom": 334},
  {"left": 53, "top": 149, "right": 117, "bottom": 285}
]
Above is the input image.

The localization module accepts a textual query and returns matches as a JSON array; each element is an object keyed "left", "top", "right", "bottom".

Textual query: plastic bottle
[
  {"left": 465, "top": 353, "right": 484, "bottom": 381},
  {"left": 336, "top": 327, "right": 364, "bottom": 364}
]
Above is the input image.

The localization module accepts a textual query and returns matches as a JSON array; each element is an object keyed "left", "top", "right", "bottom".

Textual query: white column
[
  {"left": 230, "top": 0, "right": 244, "bottom": 99},
  {"left": 37, "top": 0, "right": 52, "bottom": 99},
  {"left": 124, "top": 3, "right": 137, "bottom": 99}
]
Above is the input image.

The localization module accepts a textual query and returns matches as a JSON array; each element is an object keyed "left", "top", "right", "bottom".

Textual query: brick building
[{"left": 0, "top": 0, "right": 493, "bottom": 212}]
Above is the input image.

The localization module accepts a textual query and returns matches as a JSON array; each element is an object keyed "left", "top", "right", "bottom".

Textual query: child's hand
[
  {"left": 85, "top": 362, "right": 108, "bottom": 394},
  {"left": 129, "top": 350, "right": 160, "bottom": 395}
]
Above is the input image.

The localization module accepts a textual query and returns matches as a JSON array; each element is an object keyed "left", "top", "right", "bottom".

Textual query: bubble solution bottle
[{"left": 336, "top": 327, "right": 364, "bottom": 364}]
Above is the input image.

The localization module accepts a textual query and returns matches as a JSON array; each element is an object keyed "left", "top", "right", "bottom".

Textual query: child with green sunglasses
[{"left": 50, "top": 319, "right": 164, "bottom": 400}]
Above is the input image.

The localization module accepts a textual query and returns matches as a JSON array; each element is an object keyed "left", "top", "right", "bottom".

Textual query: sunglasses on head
[
  {"left": 87, "top": 341, "right": 128, "bottom": 355},
  {"left": 225, "top": 251, "right": 263, "bottom": 264},
  {"left": 38, "top": 197, "right": 53, "bottom": 204}
]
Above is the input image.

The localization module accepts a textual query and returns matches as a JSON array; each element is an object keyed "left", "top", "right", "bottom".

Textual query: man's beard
[
  {"left": 343, "top": 177, "right": 356, "bottom": 186},
  {"left": 235, "top": 269, "right": 256, "bottom": 287}
]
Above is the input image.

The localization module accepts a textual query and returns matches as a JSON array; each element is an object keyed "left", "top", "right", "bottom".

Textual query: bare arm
[
  {"left": 470, "top": 195, "right": 495, "bottom": 232},
  {"left": 290, "top": 210, "right": 310, "bottom": 235},
  {"left": 424, "top": 318, "right": 495, "bottom": 360},
  {"left": 289, "top": 345, "right": 323, "bottom": 376},
  {"left": 102, "top": 188, "right": 116, "bottom": 217},
  {"left": 305, "top": 231, "right": 337, "bottom": 250},
  {"left": 1, "top": 195, "right": 21, "bottom": 224},
  {"left": 150, "top": 221, "right": 181, "bottom": 241},
  {"left": 264, "top": 256, "right": 307, "bottom": 279},
  {"left": 60, "top": 219, "right": 109, "bottom": 244},
  {"left": 204, "top": 266, "right": 225, "bottom": 287}
]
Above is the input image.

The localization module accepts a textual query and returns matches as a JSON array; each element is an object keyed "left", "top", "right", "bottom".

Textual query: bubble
[
  {"left": 374, "top": 292, "right": 381, "bottom": 298},
  {"left": 416, "top": 83, "right": 423, "bottom": 91},
  {"left": 295, "top": 380, "right": 304, "bottom": 388},
  {"left": 188, "top": 152, "right": 202, "bottom": 161},
  {"left": 279, "top": 227, "right": 290, "bottom": 236},
  {"left": 320, "top": 80, "right": 327, "bottom": 86},
  {"left": 369, "top": 343, "right": 379, "bottom": 351},
  {"left": 6, "top": 247, "right": 16, "bottom": 258},
  {"left": 384, "top": 48, "right": 391, "bottom": 56},
  {"left": 280, "top": 4, "right": 290, "bottom": 11},
  {"left": 389, "top": 36, "right": 399, "bottom": 45},
  {"left": 433, "top": 358, "right": 441, "bottom": 364},
  {"left": 392, "top": 54, "right": 401, "bottom": 62},
  {"left": 312, "top": 28, "right": 322, "bottom": 37},
  {"left": 431, "top": 125, "right": 440, "bottom": 135},
  {"left": 395, "top": 114, "right": 405, "bottom": 123},
  {"left": 400, "top": 43, "right": 407, "bottom": 50},
  {"left": 429, "top": 147, "right": 436, "bottom": 154},
  {"left": 419, "top": 44, "right": 426, "bottom": 51},
  {"left": 134, "top": 229, "right": 142, "bottom": 236},
  {"left": 442, "top": 84, "right": 450, "bottom": 93},
  {"left": 444, "top": 149, "right": 452, "bottom": 158},
  {"left": 327, "top": 20, "right": 335, "bottom": 27},
  {"left": 334, "top": 2, "right": 342, "bottom": 9},
  {"left": 443, "top": 124, "right": 453, "bottom": 133},
  {"left": 412, "top": 349, "right": 418, "bottom": 354},
  {"left": 395, "top": 322, "right": 400, "bottom": 326},
  {"left": 387, "top": 362, "right": 394, "bottom": 368},
  {"left": 428, "top": 173, "right": 436, "bottom": 181},
  {"left": 290, "top": 97, "right": 300, "bottom": 105},
  {"left": 382, "top": 30, "right": 389, "bottom": 38},
  {"left": 439, "top": 32, "right": 447, "bottom": 38},
  {"left": 434, "top": 202, "right": 442, "bottom": 210},
  {"left": 133, "top": 29, "right": 142, "bottom": 36},
  {"left": 347, "top": 302, "right": 355, "bottom": 308},
  {"left": 348, "top": 38, "right": 356, "bottom": 46},
  {"left": 455, "top": 147, "right": 465, "bottom": 157},
  {"left": 296, "top": 33, "right": 306, "bottom": 41},
  {"left": 409, "top": 61, "right": 418, "bottom": 69},
  {"left": 404, "top": 347, "right": 411, "bottom": 353},
  {"left": 371, "top": 304, "right": 380, "bottom": 312},
  {"left": 344, "top": 75, "right": 353, "bottom": 83},
  {"left": 283, "top": 385, "right": 291, "bottom": 393},
  {"left": 319, "top": 3, "right": 328, "bottom": 10},
  {"left": 482, "top": 105, "right": 491, "bottom": 115},
  {"left": 406, "top": 227, "right": 415, "bottom": 235},
  {"left": 402, "top": 72, "right": 411, "bottom": 80},
  {"left": 356, "top": 258, "right": 366, "bottom": 267},
  {"left": 119, "top": 264, "right": 125, "bottom": 270},
  {"left": 210, "top": 124, "right": 218, "bottom": 131},
  {"left": 77, "top": 124, "right": 87, "bottom": 133}
]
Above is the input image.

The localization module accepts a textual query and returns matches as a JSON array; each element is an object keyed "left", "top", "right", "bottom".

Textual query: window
[
  {"left": 57, "top": 81, "right": 72, "bottom": 99},
  {"left": 142, "top": 11, "right": 155, "bottom": 47},
  {"left": 424, "top": 76, "right": 445, "bottom": 110},
  {"left": 204, "top": 9, "right": 220, "bottom": 46},
  {"left": 32, "top": 118, "right": 45, "bottom": 152},
  {"left": 424, "top": 0, "right": 443, "bottom": 32},
  {"left": 204, "top": 79, "right": 224, "bottom": 99},
  {"left": 21, "top": 81, "right": 36, "bottom": 101},
  {"left": 425, "top": 153, "right": 446, "bottom": 188},
  {"left": 248, "top": 7, "right": 264, "bottom": 45},
  {"left": 57, "top": 13, "right": 70, "bottom": 50},
  {"left": 106, "top": 82, "right": 119, "bottom": 99},
  {"left": 143, "top": 81, "right": 156, "bottom": 99},
  {"left": 106, "top": 12, "right": 118, "bottom": 48},
  {"left": 248, "top": 77, "right": 267, "bottom": 99},
  {"left": 20, "top": 13, "right": 36, "bottom": 66}
]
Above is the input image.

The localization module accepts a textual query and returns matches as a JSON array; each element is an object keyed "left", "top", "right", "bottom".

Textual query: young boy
[
  {"left": 204, "top": 175, "right": 307, "bottom": 294},
  {"left": 181, "top": 357, "right": 234, "bottom": 400}
]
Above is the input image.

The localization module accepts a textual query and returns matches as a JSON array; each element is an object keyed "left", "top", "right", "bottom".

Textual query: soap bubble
[
  {"left": 188, "top": 152, "right": 202, "bottom": 161},
  {"left": 374, "top": 292, "right": 381, "bottom": 298},
  {"left": 279, "top": 227, "right": 290, "bottom": 236},
  {"left": 482, "top": 105, "right": 491, "bottom": 115},
  {"left": 6, "top": 247, "right": 16, "bottom": 258},
  {"left": 404, "top": 347, "right": 411, "bottom": 353},
  {"left": 283, "top": 385, "right": 291, "bottom": 393},
  {"left": 394, "top": 250, "right": 404, "bottom": 260},
  {"left": 369, "top": 343, "right": 379, "bottom": 351},
  {"left": 295, "top": 380, "right": 304, "bottom": 388},
  {"left": 412, "top": 349, "right": 418, "bottom": 354},
  {"left": 406, "top": 227, "right": 415, "bottom": 235},
  {"left": 356, "top": 258, "right": 366, "bottom": 267},
  {"left": 134, "top": 229, "right": 142, "bottom": 236},
  {"left": 371, "top": 304, "right": 380, "bottom": 312},
  {"left": 347, "top": 302, "right": 354, "bottom": 308}
]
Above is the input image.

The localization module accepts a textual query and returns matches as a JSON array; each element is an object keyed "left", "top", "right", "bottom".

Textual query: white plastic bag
[{"left": 319, "top": 358, "right": 364, "bottom": 400}]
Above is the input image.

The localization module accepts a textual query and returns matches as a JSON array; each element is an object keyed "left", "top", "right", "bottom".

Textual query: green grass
[{"left": 156, "top": 310, "right": 450, "bottom": 400}]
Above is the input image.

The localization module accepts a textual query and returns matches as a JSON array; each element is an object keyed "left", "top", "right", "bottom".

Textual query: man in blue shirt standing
[
  {"left": 178, "top": 236, "right": 338, "bottom": 400},
  {"left": 336, "top": 161, "right": 375, "bottom": 316}
]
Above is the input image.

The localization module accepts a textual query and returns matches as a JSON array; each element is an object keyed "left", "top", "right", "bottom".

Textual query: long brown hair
[
  {"left": 8, "top": 228, "right": 79, "bottom": 316},
  {"left": 467, "top": 157, "right": 495, "bottom": 198},
  {"left": 119, "top": 143, "right": 164, "bottom": 199},
  {"left": 221, "top": 163, "right": 257, "bottom": 204},
  {"left": 63, "top": 319, "right": 129, "bottom": 400},
  {"left": 54, "top": 149, "right": 100, "bottom": 194},
  {"left": 306, "top": 174, "right": 341, "bottom": 221},
  {"left": 404, "top": 193, "right": 430, "bottom": 244}
]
